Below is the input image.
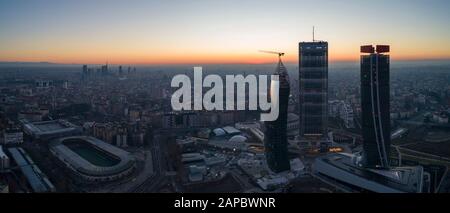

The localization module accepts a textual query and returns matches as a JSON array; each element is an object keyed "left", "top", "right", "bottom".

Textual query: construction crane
[{"left": 259, "top": 50, "right": 285, "bottom": 59}]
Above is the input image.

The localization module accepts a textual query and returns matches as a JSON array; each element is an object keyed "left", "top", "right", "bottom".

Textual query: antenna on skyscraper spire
[{"left": 313, "top": 26, "right": 315, "bottom": 42}]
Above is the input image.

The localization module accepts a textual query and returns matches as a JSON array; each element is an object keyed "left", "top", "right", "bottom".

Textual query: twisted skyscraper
[{"left": 264, "top": 57, "right": 291, "bottom": 173}]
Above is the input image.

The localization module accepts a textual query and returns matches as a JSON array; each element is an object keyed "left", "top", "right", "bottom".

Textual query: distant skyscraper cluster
[
  {"left": 81, "top": 64, "right": 137, "bottom": 81},
  {"left": 101, "top": 64, "right": 109, "bottom": 76},
  {"left": 81, "top": 64, "right": 109, "bottom": 81}
]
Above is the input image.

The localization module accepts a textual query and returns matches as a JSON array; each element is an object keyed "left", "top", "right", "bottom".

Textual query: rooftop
[
  {"left": 0, "top": 145, "right": 7, "bottom": 158},
  {"left": 23, "top": 119, "right": 82, "bottom": 140},
  {"left": 222, "top": 126, "right": 241, "bottom": 135},
  {"left": 314, "top": 153, "right": 425, "bottom": 193},
  {"left": 7, "top": 147, "right": 54, "bottom": 192}
]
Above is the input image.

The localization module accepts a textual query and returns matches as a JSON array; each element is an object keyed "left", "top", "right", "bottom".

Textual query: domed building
[
  {"left": 212, "top": 128, "right": 226, "bottom": 137},
  {"left": 228, "top": 135, "right": 248, "bottom": 143}
]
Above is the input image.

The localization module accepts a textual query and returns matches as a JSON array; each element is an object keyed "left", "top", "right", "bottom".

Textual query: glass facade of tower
[
  {"left": 298, "top": 42, "right": 328, "bottom": 142},
  {"left": 264, "top": 59, "right": 291, "bottom": 173},
  {"left": 360, "top": 46, "right": 390, "bottom": 168}
]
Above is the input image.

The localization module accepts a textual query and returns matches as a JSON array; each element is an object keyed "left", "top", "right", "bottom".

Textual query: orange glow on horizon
[
  {"left": 1, "top": 1, "right": 450, "bottom": 66},
  {"left": 1, "top": 51, "right": 450, "bottom": 65}
]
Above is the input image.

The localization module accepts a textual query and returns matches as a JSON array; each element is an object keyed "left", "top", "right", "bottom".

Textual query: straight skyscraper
[{"left": 298, "top": 41, "right": 328, "bottom": 147}]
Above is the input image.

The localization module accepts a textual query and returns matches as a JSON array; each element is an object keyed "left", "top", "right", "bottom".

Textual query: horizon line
[{"left": 2, "top": 58, "right": 450, "bottom": 66}]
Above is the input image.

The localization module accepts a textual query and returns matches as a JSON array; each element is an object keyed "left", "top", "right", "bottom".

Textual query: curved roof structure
[
  {"left": 228, "top": 135, "right": 248, "bottom": 143},
  {"left": 212, "top": 128, "right": 226, "bottom": 137}
]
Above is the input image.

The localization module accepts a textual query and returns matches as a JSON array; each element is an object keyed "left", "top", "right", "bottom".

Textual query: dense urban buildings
[
  {"left": 0, "top": 43, "right": 449, "bottom": 194},
  {"left": 264, "top": 57, "right": 291, "bottom": 173},
  {"left": 0, "top": 1, "right": 449, "bottom": 205},
  {"left": 360, "top": 45, "right": 391, "bottom": 168},
  {"left": 298, "top": 41, "right": 329, "bottom": 147}
]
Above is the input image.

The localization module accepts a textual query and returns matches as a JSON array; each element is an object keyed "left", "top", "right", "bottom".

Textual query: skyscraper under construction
[{"left": 264, "top": 56, "right": 291, "bottom": 173}]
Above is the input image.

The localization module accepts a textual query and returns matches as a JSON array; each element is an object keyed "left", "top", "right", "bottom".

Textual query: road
[
  {"left": 395, "top": 145, "right": 450, "bottom": 162},
  {"left": 229, "top": 170, "right": 255, "bottom": 192},
  {"left": 129, "top": 133, "right": 168, "bottom": 192}
]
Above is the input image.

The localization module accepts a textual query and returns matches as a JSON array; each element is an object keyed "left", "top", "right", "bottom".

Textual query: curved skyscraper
[
  {"left": 360, "top": 45, "right": 391, "bottom": 168},
  {"left": 264, "top": 57, "right": 291, "bottom": 173}
]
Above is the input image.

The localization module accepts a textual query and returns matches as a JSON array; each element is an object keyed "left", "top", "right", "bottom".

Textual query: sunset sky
[{"left": 1, "top": 0, "right": 450, "bottom": 64}]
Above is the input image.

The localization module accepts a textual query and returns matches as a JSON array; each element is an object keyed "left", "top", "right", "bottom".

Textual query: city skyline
[
  {"left": 1, "top": 0, "right": 450, "bottom": 65},
  {"left": 2, "top": 0, "right": 450, "bottom": 202}
]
